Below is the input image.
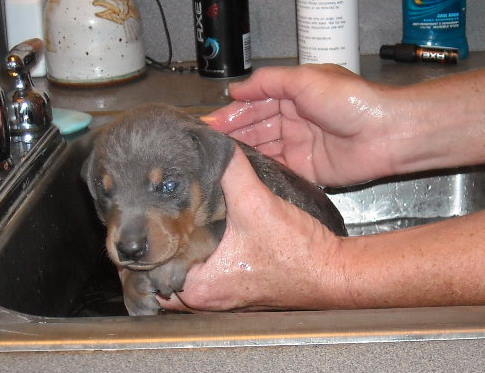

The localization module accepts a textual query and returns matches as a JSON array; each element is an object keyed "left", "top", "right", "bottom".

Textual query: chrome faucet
[
  {"left": 0, "top": 39, "right": 64, "bottom": 221},
  {"left": 5, "top": 38, "right": 52, "bottom": 143}
]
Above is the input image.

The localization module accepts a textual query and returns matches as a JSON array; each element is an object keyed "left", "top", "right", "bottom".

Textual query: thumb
[{"left": 221, "top": 145, "right": 274, "bottom": 217}]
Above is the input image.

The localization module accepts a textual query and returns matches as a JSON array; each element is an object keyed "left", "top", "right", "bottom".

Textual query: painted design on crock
[
  {"left": 92, "top": 0, "right": 141, "bottom": 41},
  {"left": 92, "top": 0, "right": 140, "bottom": 24}
]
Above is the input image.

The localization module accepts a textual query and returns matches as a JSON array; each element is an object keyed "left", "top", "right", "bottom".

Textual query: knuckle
[{"left": 251, "top": 66, "right": 274, "bottom": 81}]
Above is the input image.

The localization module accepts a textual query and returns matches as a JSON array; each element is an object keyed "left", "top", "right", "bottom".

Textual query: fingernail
[{"left": 200, "top": 115, "right": 217, "bottom": 124}]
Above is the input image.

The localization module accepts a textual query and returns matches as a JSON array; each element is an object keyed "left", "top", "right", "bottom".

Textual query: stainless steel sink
[
  {"left": 0, "top": 121, "right": 484, "bottom": 352},
  {"left": 327, "top": 167, "right": 485, "bottom": 236}
]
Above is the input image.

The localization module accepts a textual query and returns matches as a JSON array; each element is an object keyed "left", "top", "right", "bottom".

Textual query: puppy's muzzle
[{"left": 117, "top": 237, "right": 148, "bottom": 262}]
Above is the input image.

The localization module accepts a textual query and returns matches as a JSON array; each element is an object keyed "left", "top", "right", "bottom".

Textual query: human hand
[
  {"left": 157, "top": 146, "right": 347, "bottom": 312},
  {"left": 157, "top": 145, "right": 485, "bottom": 311},
  {"left": 204, "top": 64, "right": 400, "bottom": 187}
]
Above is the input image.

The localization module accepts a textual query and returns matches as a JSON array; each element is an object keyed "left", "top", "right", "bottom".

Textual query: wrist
[
  {"left": 309, "top": 230, "right": 357, "bottom": 309},
  {"left": 385, "top": 71, "right": 485, "bottom": 175},
  {"left": 275, "top": 212, "right": 352, "bottom": 310}
]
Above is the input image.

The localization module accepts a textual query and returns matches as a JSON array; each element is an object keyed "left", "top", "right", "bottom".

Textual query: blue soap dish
[{"left": 52, "top": 108, "right": 93, "bottom": 135}]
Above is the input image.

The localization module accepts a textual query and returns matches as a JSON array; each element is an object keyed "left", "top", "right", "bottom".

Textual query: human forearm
[
  {"left": 387, "top": 69, "right": 485, "bottom": 176},
  {"left": 337, "top": 211, "right": 485, "bottom": 309}
]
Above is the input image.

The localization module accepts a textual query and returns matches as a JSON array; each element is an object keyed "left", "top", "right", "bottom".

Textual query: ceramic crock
[{"left": 44, "top": 0, "right": 146, "bottom": 86}]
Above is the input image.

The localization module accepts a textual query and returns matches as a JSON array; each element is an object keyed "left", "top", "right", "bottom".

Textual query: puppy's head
[{"left": 82, "top": 103, "right": 234, "bottom": 270}]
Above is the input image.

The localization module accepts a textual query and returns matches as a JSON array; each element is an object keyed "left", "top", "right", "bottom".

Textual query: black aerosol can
[{"left": 193, "top": 0, "right": 251, "bottom": 78}]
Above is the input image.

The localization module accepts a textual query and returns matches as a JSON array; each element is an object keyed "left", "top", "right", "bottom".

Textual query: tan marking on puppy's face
[
  {"left": 191, "top": 182, "right": 208, "bottom": 226},
  {"left": 190, "top": 182, "right": 226, "bottom": 225},
  {"left": 141, "top": 182, "right": 209, "bottom": 266},
  {"left": 145, "top": 208, "right": 196, "bottom": 265},
  {"left": 104, "top": 208, "right": 122, "bottom": 265},
  {"left": 148, "top": 168, "right": 163, "bottom": 186},
  {"left": 145, "top": 210, "right": 179, "bottom": 264},
  {"left": 103, "top": 180, "right": 216, "bottom": 270},
  {"left": 102, "top": 173, "right": 114, "bottom": 194}
]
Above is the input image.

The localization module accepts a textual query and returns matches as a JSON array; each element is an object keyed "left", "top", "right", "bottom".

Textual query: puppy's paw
[
  {"left": 121, "top": 270, "right": 161, "bottom": 316},
  {"left": 148, "top": 259, "right": 190, "bottom": 297},
  {"left": 168, "top": 260, "right": 190, "bottom": 292},
  {"left": 125, "top": 293, "right": 161, "bottom": 316}
]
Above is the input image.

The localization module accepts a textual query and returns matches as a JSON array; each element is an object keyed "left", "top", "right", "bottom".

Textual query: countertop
[
  {"left": 37, "top": 53, "right": 485, "bottom": 119},
  {"left": 2, "top": 55, "right": 485, "bottom": 372}
]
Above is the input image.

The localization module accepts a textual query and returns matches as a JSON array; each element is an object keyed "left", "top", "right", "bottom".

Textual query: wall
[{"left": 139, "top": 0, "right": 485, "bottom": 62}]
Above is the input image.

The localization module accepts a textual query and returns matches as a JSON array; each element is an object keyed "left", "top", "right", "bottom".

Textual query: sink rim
[{"left": 1, "top": 305, "right": 484, "bottom": 352}]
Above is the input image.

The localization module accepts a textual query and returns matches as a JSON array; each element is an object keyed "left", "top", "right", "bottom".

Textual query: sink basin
[
  {"left": 327, "top": 167, "right": 485, "bottom": 236},
  {"left": 0, "top": 121, "right": 484, "bottom": 352}
]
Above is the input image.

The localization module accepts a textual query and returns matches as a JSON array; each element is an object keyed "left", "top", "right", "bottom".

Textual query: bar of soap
[{"left": 52, "top": 108, "right": 92, "bottom": 135}]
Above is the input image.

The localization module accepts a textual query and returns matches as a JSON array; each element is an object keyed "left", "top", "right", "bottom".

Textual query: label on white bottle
[{"left": 297, "top": 0, "right": 360, "bottom": 74}]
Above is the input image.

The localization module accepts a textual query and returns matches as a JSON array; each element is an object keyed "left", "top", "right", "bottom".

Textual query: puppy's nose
[{"left": 117, "top": 239, "right": 147, "bottom": 261}]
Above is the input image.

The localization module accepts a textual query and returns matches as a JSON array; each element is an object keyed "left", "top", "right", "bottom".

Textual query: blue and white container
[{"left": 402, "top": 0, "right": 469, "bottom": 59}]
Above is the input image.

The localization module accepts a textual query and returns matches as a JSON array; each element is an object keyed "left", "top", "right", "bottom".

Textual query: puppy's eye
[
  {"left": 153, "top": 180, "right": 179, "bottom": 194},
  {"left": 162, "top": 180, "right": 178, "bottom": 193}
]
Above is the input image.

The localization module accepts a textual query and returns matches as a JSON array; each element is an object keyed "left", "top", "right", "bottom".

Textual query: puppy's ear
[
  {"left": 81, "top": 150, "right": 97, "bottom": 199},
  {"left": 189, "top": 126, "right": 235, "bottom": 185}
]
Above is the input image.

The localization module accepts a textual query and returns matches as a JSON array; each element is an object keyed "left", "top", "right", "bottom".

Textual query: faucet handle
[
  {"left": 5, "top": 38, "right": 52, "bottom": 142},
  {"left": 6, "top": 38, "right": 44, "bottom": 76}
]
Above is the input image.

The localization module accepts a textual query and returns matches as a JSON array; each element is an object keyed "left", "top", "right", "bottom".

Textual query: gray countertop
[
  {"left": 2, "top": 55, "right": 484, "bottom": 372},
  {"left": 1, "top": 338, "right": 484, "bottom": 373},
  {"left": 37, "top": 53, "right": 485, "bottom": 117}
]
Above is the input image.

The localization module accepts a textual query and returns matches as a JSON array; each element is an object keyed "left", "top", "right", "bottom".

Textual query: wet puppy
[{"left": 82, "top": 103, "right": 347, "bottom": 315}]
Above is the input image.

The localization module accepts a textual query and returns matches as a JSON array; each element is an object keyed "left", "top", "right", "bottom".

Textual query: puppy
[{"left": 82, "top": 103, "right": 347, "bottom": 315}]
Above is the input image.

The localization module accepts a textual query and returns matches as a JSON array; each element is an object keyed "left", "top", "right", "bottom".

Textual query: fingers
[
  {"left": 202, "top": 98, "right": 280, "bottom": 133},
  {"left": 156, "top": 293, "right": 192, "bottom": 312},
  {"left": 223, "top": 99, "right": 303, "bottom": 147},
  {"left": 201, "top": 65, "right": 310, "bottom": 132},
  {"left": 226, "top": 114, "right": 283, "bottom": 147},
  {"left": 255, "top": 141, "right": 284, "bottom": 159}
]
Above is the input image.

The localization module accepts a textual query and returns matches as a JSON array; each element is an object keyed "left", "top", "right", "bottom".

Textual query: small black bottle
[
  {"left": 193, "top": 0, "right": 252, "bottom": 78},
  {"left": 380, "top": 43, "right": 459, "bottom": 64}
]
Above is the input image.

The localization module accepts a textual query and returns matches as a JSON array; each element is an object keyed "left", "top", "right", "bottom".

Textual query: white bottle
[
  {"left": 5, "top": 0, "right": 46, "bottom": 77},
  {"left": 296, "top": 0, "right": 360, "bottom": 74}
]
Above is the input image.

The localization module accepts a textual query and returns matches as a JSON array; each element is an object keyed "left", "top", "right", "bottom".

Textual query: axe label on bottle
[{"left": 193, "top": 0, "right": 252, "bottom": 78}]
